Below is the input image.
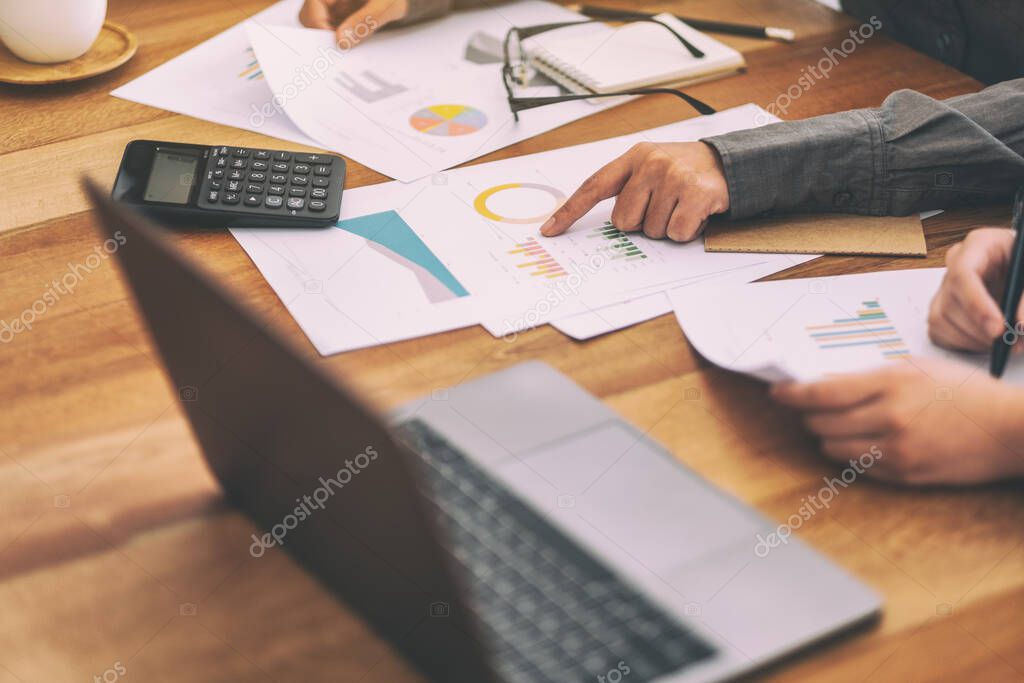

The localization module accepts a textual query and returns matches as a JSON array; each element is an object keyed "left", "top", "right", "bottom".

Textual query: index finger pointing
[{"left": 541, "top": 153, "right": 635, "bottom": 237}]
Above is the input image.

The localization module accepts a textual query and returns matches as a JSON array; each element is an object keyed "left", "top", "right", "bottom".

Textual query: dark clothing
[
  {"left": 703, "top": 79, "right": 1024, "bottom": 218},
  {"left": 394, "top": 0, "right": 492, "bottom": 26},
  {"left": 842, "top": 0, "right": 1024, "bottom": 84},
  {"left": 703, "top": 2, "right": 1024, "bottom": 218}
]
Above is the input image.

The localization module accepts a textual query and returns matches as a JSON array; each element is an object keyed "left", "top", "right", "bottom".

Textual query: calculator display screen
[{"left": 144, "top": 149, "right": 200, "bottom": 205}]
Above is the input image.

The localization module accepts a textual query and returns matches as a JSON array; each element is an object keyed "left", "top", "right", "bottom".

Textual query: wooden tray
[{"left": 0, "top": 21, "right": 137, "bottom": 85}]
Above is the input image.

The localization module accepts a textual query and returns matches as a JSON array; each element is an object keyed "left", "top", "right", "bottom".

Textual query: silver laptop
[{"left": 87, "top": 179, "right": 880, "bottom": 683}]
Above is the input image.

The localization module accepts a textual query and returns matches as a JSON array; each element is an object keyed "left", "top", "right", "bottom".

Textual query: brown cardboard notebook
[{"left": 704, "top": 213, "right": 927, "bottom": 256}]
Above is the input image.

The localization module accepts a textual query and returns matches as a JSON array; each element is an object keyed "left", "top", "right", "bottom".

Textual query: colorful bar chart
[
  {"left": 507, "top": 237, "right": 567, "bottom": 279},
  {"left": 238, "top": 47, "right": 263, "bottom": 81},
  {"left": 805, "top": 299, "right": 909, "bottom": 358},
  {"left": 587, "top": 222, "right": 648, "bottom": 261}
]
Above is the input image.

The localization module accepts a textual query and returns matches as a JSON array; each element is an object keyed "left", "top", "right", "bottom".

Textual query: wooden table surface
[{"left": 1, "top": 1, "right": 1021, "bottom": 681}]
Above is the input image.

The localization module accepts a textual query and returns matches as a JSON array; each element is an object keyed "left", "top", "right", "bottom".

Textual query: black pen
[
  {"left": 576, "top": 4, "right": 796, "bottom": 42},
  {"left": 990, "top": 187, "right": 1024, "bottom": 378}
]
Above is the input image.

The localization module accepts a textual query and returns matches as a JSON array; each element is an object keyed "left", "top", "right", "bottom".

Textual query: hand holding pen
[
  {"left": 990, "top": 188, "right": 1024, "bottom": 377},
  {"left": 927, "top": 188, "right": 1024, "bottom": 378}
]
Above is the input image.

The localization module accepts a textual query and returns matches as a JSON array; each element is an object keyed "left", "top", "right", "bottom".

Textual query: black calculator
[{"left": 111, "top": 140, "right": 345, "bottom": 228}]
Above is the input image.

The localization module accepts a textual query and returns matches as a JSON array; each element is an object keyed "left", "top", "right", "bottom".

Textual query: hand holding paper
[
  {"left": 671, "top": 266, "right": 1024, "bottom": 485},
  {"left": 771, "top": 357, "right": 1024, "bottom": 485},
  {"left": 298, "top": 0, "right": 409, "bottom": 45}
]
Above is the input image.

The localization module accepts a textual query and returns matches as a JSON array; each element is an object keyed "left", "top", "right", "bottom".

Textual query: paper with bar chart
[
  {"left": 507, "top": 237, "right": 569, "bottom": 279},
  {"left": 391, "top": 173, "right": 774, "bottom": 333},
  {"left": 805, "top": 299, "right": 909, "bottom": 360},
  {"left": 112, "top": 0, "right": 319, "bottom": 149},
  {"left": 233, "top": 105, "right": 799, "bottom": 354},
  {"left": 669, "top": 268, "right": 1024, "bottom": 384}
]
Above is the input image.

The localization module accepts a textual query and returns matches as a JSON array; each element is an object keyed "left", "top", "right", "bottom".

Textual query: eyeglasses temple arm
[{"left": 511, "top": 89, "right": 716, "bottom": 116}]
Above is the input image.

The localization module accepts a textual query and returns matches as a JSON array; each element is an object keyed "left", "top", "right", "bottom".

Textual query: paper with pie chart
[
  {"left": 242, "top": 1, "right": 632, "bottom": 182},
  {"left": 115, "top": 0, "right": 600, "bottom": 182},
  {"left": 410, "top": 105, "right": 489, "bottom": 137}
]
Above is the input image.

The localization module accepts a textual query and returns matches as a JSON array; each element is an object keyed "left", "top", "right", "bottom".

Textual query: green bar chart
[{"left": 587, "top": 222, "right": 648, "bottom": 261}]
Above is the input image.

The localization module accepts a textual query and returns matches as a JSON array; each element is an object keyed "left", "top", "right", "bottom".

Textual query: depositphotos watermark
[
  {"left": 597, "top": 660, "right": 631, "bottom": 683},
  {"left": 999, "top": 320, "right": 1024, "bottom": 347},
  {"left": 93, "top": 661, "right": 126, "bottom": 683},
  {"left": 754, "top": 445, "right": 882, "bottom": 558},
  {"left": 249, "top": 445, "right": 379, "bottom": 557},
  {"left": 755, "top": 16, "right": 882, "bottom": 124},
  {"left": 0, "top": 231, "right": 127, "bottom": 344}
]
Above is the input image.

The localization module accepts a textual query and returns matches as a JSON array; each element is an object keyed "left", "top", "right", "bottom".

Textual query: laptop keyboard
[{"left": 394, "top": 419, "right": 716, "bottom": 683}]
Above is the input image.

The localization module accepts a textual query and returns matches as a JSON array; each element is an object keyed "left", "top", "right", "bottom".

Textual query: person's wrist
[
  {"left": 698, "top": 141, "right": 730, "bottom": 215},
  {"left": 699, "top": 137, "right": 743, "bottom": 218}
]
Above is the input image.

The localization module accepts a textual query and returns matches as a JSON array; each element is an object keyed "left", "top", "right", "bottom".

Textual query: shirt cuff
[
  {"left": 392, "top": 0, "right": 455, "bottom": 26},
  {"left": 702, "top": 109, "right": 885, "bottom": 219}
]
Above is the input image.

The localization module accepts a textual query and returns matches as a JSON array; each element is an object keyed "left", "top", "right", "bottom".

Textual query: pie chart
[
  {"left": 474, "top": 183, "right": 567, "bottom": 224},
  {"left": 410, "top": 104, "right": 487, "bottom": 137}
]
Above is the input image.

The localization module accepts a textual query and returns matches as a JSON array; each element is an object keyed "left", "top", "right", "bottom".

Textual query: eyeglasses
[{"left": 502, "top": 20, "right": 717, "bottom": 121}]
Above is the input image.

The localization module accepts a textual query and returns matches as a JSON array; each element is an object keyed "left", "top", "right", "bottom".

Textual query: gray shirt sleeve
[
  {"left": 702, "top": 78, "right": 1024, "bottom": 219},
  {"left": 395, "top": 0, "right": 497, "bottom": 26}
]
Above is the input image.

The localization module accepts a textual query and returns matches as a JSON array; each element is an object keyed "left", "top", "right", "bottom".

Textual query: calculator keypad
[{"left": 198, "top": 146, "right": 343, "bottom": 221}]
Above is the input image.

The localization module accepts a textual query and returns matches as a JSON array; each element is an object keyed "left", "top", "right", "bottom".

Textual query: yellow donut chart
[{"left": 473, "top": 183, "right": 566, "bottom": 225}]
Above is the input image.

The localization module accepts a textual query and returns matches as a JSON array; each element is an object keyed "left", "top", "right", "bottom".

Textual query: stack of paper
[
  {"left": 113, "top": 0, "right": 819, "bottom": 354},
  {"left": 231, "top": 105, "right": 815, "bottom": 354}
]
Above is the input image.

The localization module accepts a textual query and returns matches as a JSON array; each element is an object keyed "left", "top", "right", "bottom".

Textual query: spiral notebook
[{"left": 525, "top": 13, "right": 746, "bottom": 94}]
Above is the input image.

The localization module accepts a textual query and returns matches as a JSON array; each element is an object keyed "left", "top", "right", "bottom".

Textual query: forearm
[
  {"left": 995, "top": 387, "right": 1024, "bottom": 450},
  {"left": 704, "top": 78, "right": 1024, "bottom": 219},
  {"left": 990, "top": 386, "right": 1024, "bottom": 479}
]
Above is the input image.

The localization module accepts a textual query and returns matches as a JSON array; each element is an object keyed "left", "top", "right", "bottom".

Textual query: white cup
[{"left": 0, "top": 0, "right": 107, "bottom": 64}]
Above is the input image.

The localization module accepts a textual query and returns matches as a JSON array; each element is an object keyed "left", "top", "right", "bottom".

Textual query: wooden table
[{"left": 1, "top": 1, "right": 1021, "bottom": 681}]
